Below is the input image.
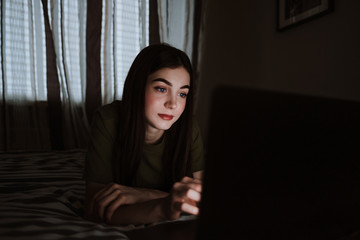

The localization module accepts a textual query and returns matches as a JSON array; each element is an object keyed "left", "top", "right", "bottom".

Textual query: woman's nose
[{"left": 165, "top": 95, "right": 177, "bottom": 109}]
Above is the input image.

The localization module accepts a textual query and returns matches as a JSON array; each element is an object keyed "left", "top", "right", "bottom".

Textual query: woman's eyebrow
[
  {"left": 152, "top": 78, "right": 190, "bottom": 89},
  {"left": 152, "top": 78, "right": 172, "bottom": 86}
]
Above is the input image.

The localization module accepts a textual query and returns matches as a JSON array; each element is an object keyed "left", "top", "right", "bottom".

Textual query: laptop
[{"left": 197, "top": 85, "right": 360, "bottom": 240}]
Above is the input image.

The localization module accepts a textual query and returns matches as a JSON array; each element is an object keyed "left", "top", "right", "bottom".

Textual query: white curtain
[
  {"left": 157, "top": 0, "right": 195, "bottom": 60},
  {"left": 101, "top": 0, "right": 149, "bottom": 104},
  {"left": 0, "top": 0, "right": 90, "bottom": 150},
  {"left": 0, "top": 0, "right": 51, "bottom": 150},
  {"left": 47, "top": 0, "right": 90, "bottom": 148},
  {"left": 0, "top": 0, "right": 151, "bottom": 151}
]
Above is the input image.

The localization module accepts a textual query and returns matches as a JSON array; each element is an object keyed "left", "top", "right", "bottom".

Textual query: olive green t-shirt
[{"left": 84, "top": 101, "right": 204, "bottom": 190}]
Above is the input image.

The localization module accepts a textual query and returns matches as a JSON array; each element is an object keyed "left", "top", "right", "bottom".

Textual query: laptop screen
[{"left": 198, "top": 85, "right": 360, "bottom": 240}]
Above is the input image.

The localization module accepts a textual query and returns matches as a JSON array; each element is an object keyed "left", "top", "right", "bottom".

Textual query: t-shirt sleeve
[
  {"left": 191, "top": 119, "right": 205, "bottom": 173},
  {"left": 84, "top": 106, "right": 117, "bottom": 184}
]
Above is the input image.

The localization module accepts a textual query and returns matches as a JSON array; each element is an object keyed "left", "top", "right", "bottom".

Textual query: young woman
[{"left": 84, "top": 43, "right": 204, "bottom": 226}]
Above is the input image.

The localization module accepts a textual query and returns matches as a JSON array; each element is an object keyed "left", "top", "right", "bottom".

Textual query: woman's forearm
[
  {"left": 110, "top": 197, "right": 168, "bottom": 226},
  {"left": 85, "top": 181, "right": 170, "bottom": 224},
  {"left": 85, "top": 177, "right": 202, "bottom": 226},
  {"left": 109, "top": 177, "right": 202, "bottom": 226},
  {"left": 136, "top": 187, "right": 168, "bottom": 202},
  {"left": 86, "top": 181, "right": 168, "bottom": 203}
]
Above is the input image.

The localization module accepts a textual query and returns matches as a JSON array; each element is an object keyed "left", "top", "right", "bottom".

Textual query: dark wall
[{"left": 196, "top": 1, "right": 360, "bottom": 142}]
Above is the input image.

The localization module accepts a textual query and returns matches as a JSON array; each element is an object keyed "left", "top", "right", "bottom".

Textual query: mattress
[{"left": 0, "top": 150, "right": 134, "bottom": 240}]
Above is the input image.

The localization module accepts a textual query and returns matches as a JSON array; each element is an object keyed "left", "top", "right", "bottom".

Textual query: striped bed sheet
[{"left": 0, "top": 150, "right": 135, "bottom": 240}]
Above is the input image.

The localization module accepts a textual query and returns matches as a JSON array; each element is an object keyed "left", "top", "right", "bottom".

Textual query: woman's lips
[{"left": 158, "top": 114, "right": 174, "bottom": 120}]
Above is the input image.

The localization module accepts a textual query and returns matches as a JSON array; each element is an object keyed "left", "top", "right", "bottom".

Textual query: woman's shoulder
[
  {"left": 96, "top": 100, "right": 123, "bottom": 121},
  {"left": 89, "top": 101, "right": 123, "bottom": 139}
]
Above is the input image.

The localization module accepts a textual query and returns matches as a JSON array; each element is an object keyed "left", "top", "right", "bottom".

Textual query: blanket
[{"left": 0, "top": 150, "right": 134, "bottom": 240}]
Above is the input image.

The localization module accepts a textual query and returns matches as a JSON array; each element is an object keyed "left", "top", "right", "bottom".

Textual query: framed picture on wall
[{"left": 277, "top": 0, "right": 334, "bottom": 31}]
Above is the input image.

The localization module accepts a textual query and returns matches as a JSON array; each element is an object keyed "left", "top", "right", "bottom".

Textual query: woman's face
[{"left": 144, "top": 67, "right": 190, "bottom": 134}]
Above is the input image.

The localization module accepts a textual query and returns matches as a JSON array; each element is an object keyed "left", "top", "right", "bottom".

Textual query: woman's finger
[
  {"left": 167, "top": 178, "right": 203, "bottom": 219},
  {"left": 181, "top": 202, "right": 199, "bottom": 215},
  {"left": 182, "top": 182, "right": 202, "bottom": 193},
  {"left": 94, "top": 183, "right": 118, "bottom": 202},
  {"left": 90, "top": 187, "right": 111, "bottom": 221},
  {"left": 192, "top": 178, "right": 202, "bottom": 184},
  {"left": 97, "top": 189, "right": 121, "bottom": 220},
  {"left": 105, "top": 194, "right": 126, "bottom": 223},
  {"left": 173, "top": 181, "right": 202, "bottom": 194},
  {"left": 181, "top": 176, "right": 194, "bottom": 183},
  {"left": 186, "top": 189, "right": 201, "bottom": 202},
  {"left": 181, "top": 176, "right": 202, "bottom": 185},
  {"left": 92, "top": 184, "right": 121, "bottom": 220}
]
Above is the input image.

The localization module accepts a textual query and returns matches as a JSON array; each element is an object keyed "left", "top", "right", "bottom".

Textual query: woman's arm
[
  {"left": 85, "top": 177, "right": 202, "bottom": 225},
  {"left": 110, "top": 176, "right": 202, "bottom": 225},
  {"left": 85, "top": 181, "right": 168, "bottom": 222}
]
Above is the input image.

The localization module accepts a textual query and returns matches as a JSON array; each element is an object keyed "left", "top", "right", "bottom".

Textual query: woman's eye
[
  {"left": 178, "top": 93, "right": 187, "bottom": 98},
  {"left": 155, "top": 87, "right": 166, "bottom": 93}
]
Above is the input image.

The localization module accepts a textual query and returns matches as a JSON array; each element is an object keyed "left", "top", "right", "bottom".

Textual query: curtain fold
[
  {"left": 85, "top": 0, "right": 102, "bottom": 124},
  {"left": 157, "top": 0, "right": 195, "bottom": 60},
  {"left": 42, "top": 0, "right": 64, "bottom": 149},
  {"left": 157, "top": 0, "right": 203, "bottom": 76},
  {"left": 100, "top": 0, "right": 149, "bottom": 105},
  {"left": 191, "top": 0, "right": 203, "bottom": 79},
  {"left": 47, "top": 0, "right": 90, "bottom": 149},
  {"left": 0, "top": 0, "right": 51, "bottom": 151},
  {"left": 149, "top": 0, "right": 160, "bottom": 44},
  {"left": 0, "top": 0, "right": 90, "bottom": 151}
]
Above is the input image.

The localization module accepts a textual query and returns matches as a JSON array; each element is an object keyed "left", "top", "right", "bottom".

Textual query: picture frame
[{"left": 277, "top": 0, "right": 334, "bottom": 31}]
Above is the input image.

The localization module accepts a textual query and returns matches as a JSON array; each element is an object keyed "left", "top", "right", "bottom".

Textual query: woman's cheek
[
  {"left": 178, "top": 100, "right": 186, "bottom": 115},
  {"left": 145, "top": 91, "right": 158, "bottom": 108}
]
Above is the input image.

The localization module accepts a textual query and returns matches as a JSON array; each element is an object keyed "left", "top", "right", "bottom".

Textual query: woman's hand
[
  {"left": 163, "top": 176, "right": 202, "bottom": 221},
  {"left": 84, "top": 177, "right": 202, "bottom": 225},
  {"left": 87, "top": 182, "right": 166, "bottom": 223},
  {"left": 89, "top": 183, "right": 142, "bottom": 223}
]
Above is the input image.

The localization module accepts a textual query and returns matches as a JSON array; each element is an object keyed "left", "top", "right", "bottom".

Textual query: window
[
  {"left": 1, "top": 0, "right": 46, "bottom": 103},
  {"left": 1, "top": 0, "right": 149, "bottom": 104},
  {"left": 101, "top": 0, "right": 149, "bottom": 104}
]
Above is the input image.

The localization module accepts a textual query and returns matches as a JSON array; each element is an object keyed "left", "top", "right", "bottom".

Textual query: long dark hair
[{"left": 113, "top": 43, "right": 195, "bottom": 191}]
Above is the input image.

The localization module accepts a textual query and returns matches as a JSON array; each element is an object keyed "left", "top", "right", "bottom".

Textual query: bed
[
  {"left": 0, "top": 150, "right": 197, "bottom": 240},
  {"left": 0, "top": 150, "right": 142, "bottom": 239}
]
